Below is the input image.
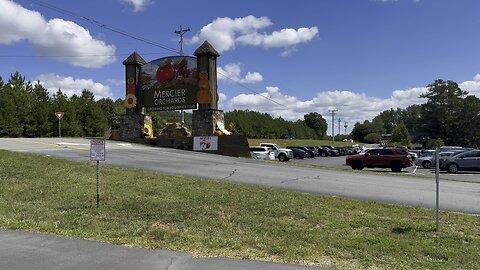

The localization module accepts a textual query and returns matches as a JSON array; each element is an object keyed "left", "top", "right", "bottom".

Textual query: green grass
[
  {"left": 1, "top": 150, "right": 479, "bottom": 269},
  {"left": 248, "top": 138, "right": 355, "bottom": 148}
]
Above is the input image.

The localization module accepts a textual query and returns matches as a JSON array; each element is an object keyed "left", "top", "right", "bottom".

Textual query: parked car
[
  {"left": 249, "top": 146, "right": 275, "bottom": 160},
  {"left": 439, "top": 150, "right": 480, "bottom": 173},
  {"left": 288, "top": 148, "right": 309, "bottom": 159},
  {"left": 415, "top": 151, "right": 455, "bottom": 169},
  {"left": 346, "top": 148, "right": 413, "bottom": 172},
  {"left": 286, "top": 146, "right": 315, "bottom": 158},
  {"left": 306, "top": 146, "right": 329, "bottom": 157},
  {"left": 321, "top": 145, "right": 340, "bottom": 156},
  {"left": 259, "top": 143, "right": 294, "bottom": 161}
]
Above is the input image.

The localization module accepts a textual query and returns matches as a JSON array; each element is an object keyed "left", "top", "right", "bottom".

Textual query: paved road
[
  {"left": 0, "top": 229, "right": 328, "bottom": 270},
  {"left": 1, "top": 138, "right": 480, "bottom": 214}
]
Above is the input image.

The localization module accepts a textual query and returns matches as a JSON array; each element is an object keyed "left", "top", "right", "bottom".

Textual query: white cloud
[
  {"left": 0, "top": 0, "right": 116, "bottom": 68},
  {"left": 226, "top": 85, "right": 429, "bottom": 135},
  {"left": 217, "top": 63, "right": 263, "bottom": 83},
  {"left": 36, "top": 73, "right": 113, "bottom": 100},
  {"left": 223, "top": 73, "right": 480, "bottom": 134},
  {"left": 107, "top": 78, "right": 125, "bottom": 86},
  {"left": 122, "top": 0, "right": 152, "bottom": 12},
  {"left": 190, "top": 15, "right": 318, "bottom": 55},
  {"left": 459, "top": 74, "right": 480, "bottom": 96}
]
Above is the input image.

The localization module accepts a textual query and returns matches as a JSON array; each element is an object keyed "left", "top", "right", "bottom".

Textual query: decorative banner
[
  {"left": 193, "top": 136, "right": 218, "bottom": 151},
  {"left": 141, "top": 56, "right": 198, "bottom": 111}
]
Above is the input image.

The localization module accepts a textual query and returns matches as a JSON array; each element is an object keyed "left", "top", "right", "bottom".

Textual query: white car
[{"left": 249, "top": 146, "right": 275, "bottom": 160}]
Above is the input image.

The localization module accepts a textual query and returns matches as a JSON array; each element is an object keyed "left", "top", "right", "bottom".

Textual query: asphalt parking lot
[{"left": 291, "top": 155, "right": 480, "bottom": 183}]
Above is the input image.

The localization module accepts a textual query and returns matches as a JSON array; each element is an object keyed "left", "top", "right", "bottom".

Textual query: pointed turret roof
[
  {"left": 123, "top": 51, "right": 146, "bottom": 65},
  {"left": 193, "top": 41, "right": 220, "bottom": 57}
]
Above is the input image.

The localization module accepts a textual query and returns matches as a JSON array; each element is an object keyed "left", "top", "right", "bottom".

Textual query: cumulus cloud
[
  {"left": 36, "top": 73, "right": 113, "bottom": 100},
  {"left": 189, "top": 15, "right": 318, "bottom": 55},
  {"left": 123, "top": 0, "right": 152, "bottom": 12},
  {"left": 226, "top": 85, "right": 431, "bottom": 135},
  {"left": 459, "top": 74, "right": 480, "bottom": 96},
  {"left": 0, "top": 0, "right": 116, "bottom": 68},
  {"left": 217, "top": 63, "right": 263, "bottom": 83}
]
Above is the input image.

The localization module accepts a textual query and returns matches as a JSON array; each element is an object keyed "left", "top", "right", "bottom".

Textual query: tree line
[
  {"left": 352, "top": 79, "right": 480, "bottom": 148},
  {"left": 0, "top": 72, "right": 329, "bottom": 139},
  {"left": 225, "top": 110, "right": 327, "bottom": 139}
]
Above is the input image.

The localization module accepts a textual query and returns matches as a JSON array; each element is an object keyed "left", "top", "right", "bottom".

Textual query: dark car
[
  {"left": 321, "top": 145, "right": 340, "bottom": 156},
  {"left": 288, "top": 148, "right": 309, "bottom": 159},
  {"left": 286, "top": 146, "right": 315, "bottom": 158},
  {"left": 439, "top": 150, "right": 480, "bottom": 173},
  {"left": 306, "top": 146, "right": 329, "bottom": 157}
]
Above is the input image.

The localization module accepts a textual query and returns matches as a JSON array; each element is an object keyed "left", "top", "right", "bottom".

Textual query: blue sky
[{"left": 1, "top": 0, "right": 480, "bottom": 134}]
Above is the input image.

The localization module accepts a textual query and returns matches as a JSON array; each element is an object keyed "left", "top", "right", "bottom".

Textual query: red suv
[{"left": 346, "top": 148, "right": 413, "bottom": 172}]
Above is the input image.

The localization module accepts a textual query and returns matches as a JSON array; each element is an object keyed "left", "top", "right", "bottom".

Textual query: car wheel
[
  {"left": 294, "top": 154, "right": 300, "bottom": 159},
  {"left": 422, "top": 160, "right": 431, "bottom": 169},
  {"left": 321, "top": 152, "right": 327, "bottom": 157},
  {"left": 447, "top": 163, "right": 459, "bottom": 174},
  {"left": 391, "top": 161, "right": 403, "bottom": 172},
  {"left": 278, "top": 153, "right": 287, "bottom": 162},
  {"left": 352, "top": 161, "right": 364, "bottom": 170}
]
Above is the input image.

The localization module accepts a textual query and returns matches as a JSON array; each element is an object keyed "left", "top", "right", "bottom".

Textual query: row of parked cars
[
  {"left": 250, "top": 143, "right": 361, "bottom": 161},
  {"left": 345, "top": 145, "right": 480, "bottom": 173},
  {"left": 414, "top": 146, "right": 480, "bottom": 173}
]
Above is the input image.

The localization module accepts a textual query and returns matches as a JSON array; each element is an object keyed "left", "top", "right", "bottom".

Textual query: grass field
[
  {"left": 1, "top": 150, "right": 479, "bottom": 269},
  {"left": 248, "top": 138, "right": 355, "bottom": 148}
]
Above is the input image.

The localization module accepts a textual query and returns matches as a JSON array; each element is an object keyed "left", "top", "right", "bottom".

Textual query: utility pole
[
  {"left": 174, "top": 25, "right": 190, "bottom": 56},
  {"left": 174, "top": 25, "right": 191, "bottom": 122},
  {"left": 328, "top": 108, "right": 338, "bottom": 145},
  {"left": 344, "top": 122, "right": 348, "bottom": 135},
  {"left": 338, "top": 118, "right": 341, "bottom": 136}
]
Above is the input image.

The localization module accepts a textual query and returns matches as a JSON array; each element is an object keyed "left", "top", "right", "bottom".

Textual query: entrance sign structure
[{"left": 118, "top": 41, "right": 249, "bottom": 157}]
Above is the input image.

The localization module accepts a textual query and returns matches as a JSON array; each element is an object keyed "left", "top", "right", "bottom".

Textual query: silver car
[
  {"left": 415, "top": 151, "right": 454, "bottom": 169},
  {"left": 439, "top": 150, "right": 480, "bottom": 173}
]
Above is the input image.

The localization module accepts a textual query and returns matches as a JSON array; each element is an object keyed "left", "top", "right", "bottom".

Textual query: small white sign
[
  {"left": 90, "top": 139, "right": 105, "bottom": 161},
  {"left": 193, "top": 136, "right": 218, "bottom": 151}
]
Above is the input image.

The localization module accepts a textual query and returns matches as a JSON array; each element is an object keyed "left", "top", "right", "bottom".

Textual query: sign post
[
  {"left": 55, "top": 112, "right": 64, "bottom": 137},
  {"left": 435, "top": 147, "right": 440, "bottom": 232},
  {"left": 90, "top": 139, "right": 105, "bottom": 208}
]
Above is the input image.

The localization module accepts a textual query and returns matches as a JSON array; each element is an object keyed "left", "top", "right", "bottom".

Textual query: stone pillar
[
  {"left": 119, "top": 52, "right": 150, "bottom": 141},
  {"left": 192, "top": 41, "right": 224, "bottom": 136},
  {"left": 122, "top": 51, "right": 146, "bottom": 115}
]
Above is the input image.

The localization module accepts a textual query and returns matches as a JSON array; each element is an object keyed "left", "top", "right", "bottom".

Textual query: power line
[
  {"left": 217, "top": 71, "right": 287, "bottom": 108},
  {"left": 24, "top": 0, "right": 179, "bottom": 54},
  {"left": 0, "top": 52, "right": 171, "bottom": 58}
]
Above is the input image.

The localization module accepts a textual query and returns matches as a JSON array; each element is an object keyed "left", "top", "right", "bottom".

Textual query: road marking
[
  {"left": 6, "top": 139, "right": 88, "bottom": 151},
  {"left": 412, "top": 166, "right": 418, "bottom": 174},
  {"left": 117, "top": 143, "right": 132, "bottom": 147}
]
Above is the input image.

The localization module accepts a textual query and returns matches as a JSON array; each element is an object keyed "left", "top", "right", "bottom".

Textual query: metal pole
[
  {"left": 435, "top": 147, "right": 440, "bottom": 232},
  {"left": 58, "top": 119, "right": 61, "bottom": 138},
  {"left": 96, "top": 160, "right": 100, "bottom": 208},
  {"left": 329, "top": 108, "right": 337, "bottom": 145}
]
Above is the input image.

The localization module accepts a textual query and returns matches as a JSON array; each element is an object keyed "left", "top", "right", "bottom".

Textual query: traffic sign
[{"left": 55, "top": 112, "right": 64, "bottom": 120}]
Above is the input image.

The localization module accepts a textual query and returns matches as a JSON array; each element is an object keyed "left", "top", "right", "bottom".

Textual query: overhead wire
[{"left": 24, "top": 0, "right": 179, "bottom": 54}]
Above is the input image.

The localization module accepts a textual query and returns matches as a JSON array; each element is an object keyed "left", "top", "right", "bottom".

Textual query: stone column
[
  {"left": 192, "top": 41, "right": 225, "bottom": 136},
  {"left": 119, "top": 52, "right": 151, "bottom": 141}
]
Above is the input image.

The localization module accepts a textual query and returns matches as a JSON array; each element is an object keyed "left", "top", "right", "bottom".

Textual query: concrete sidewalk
[{"left": 0, "top": 229, "right": 332, "bottom": 270}]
